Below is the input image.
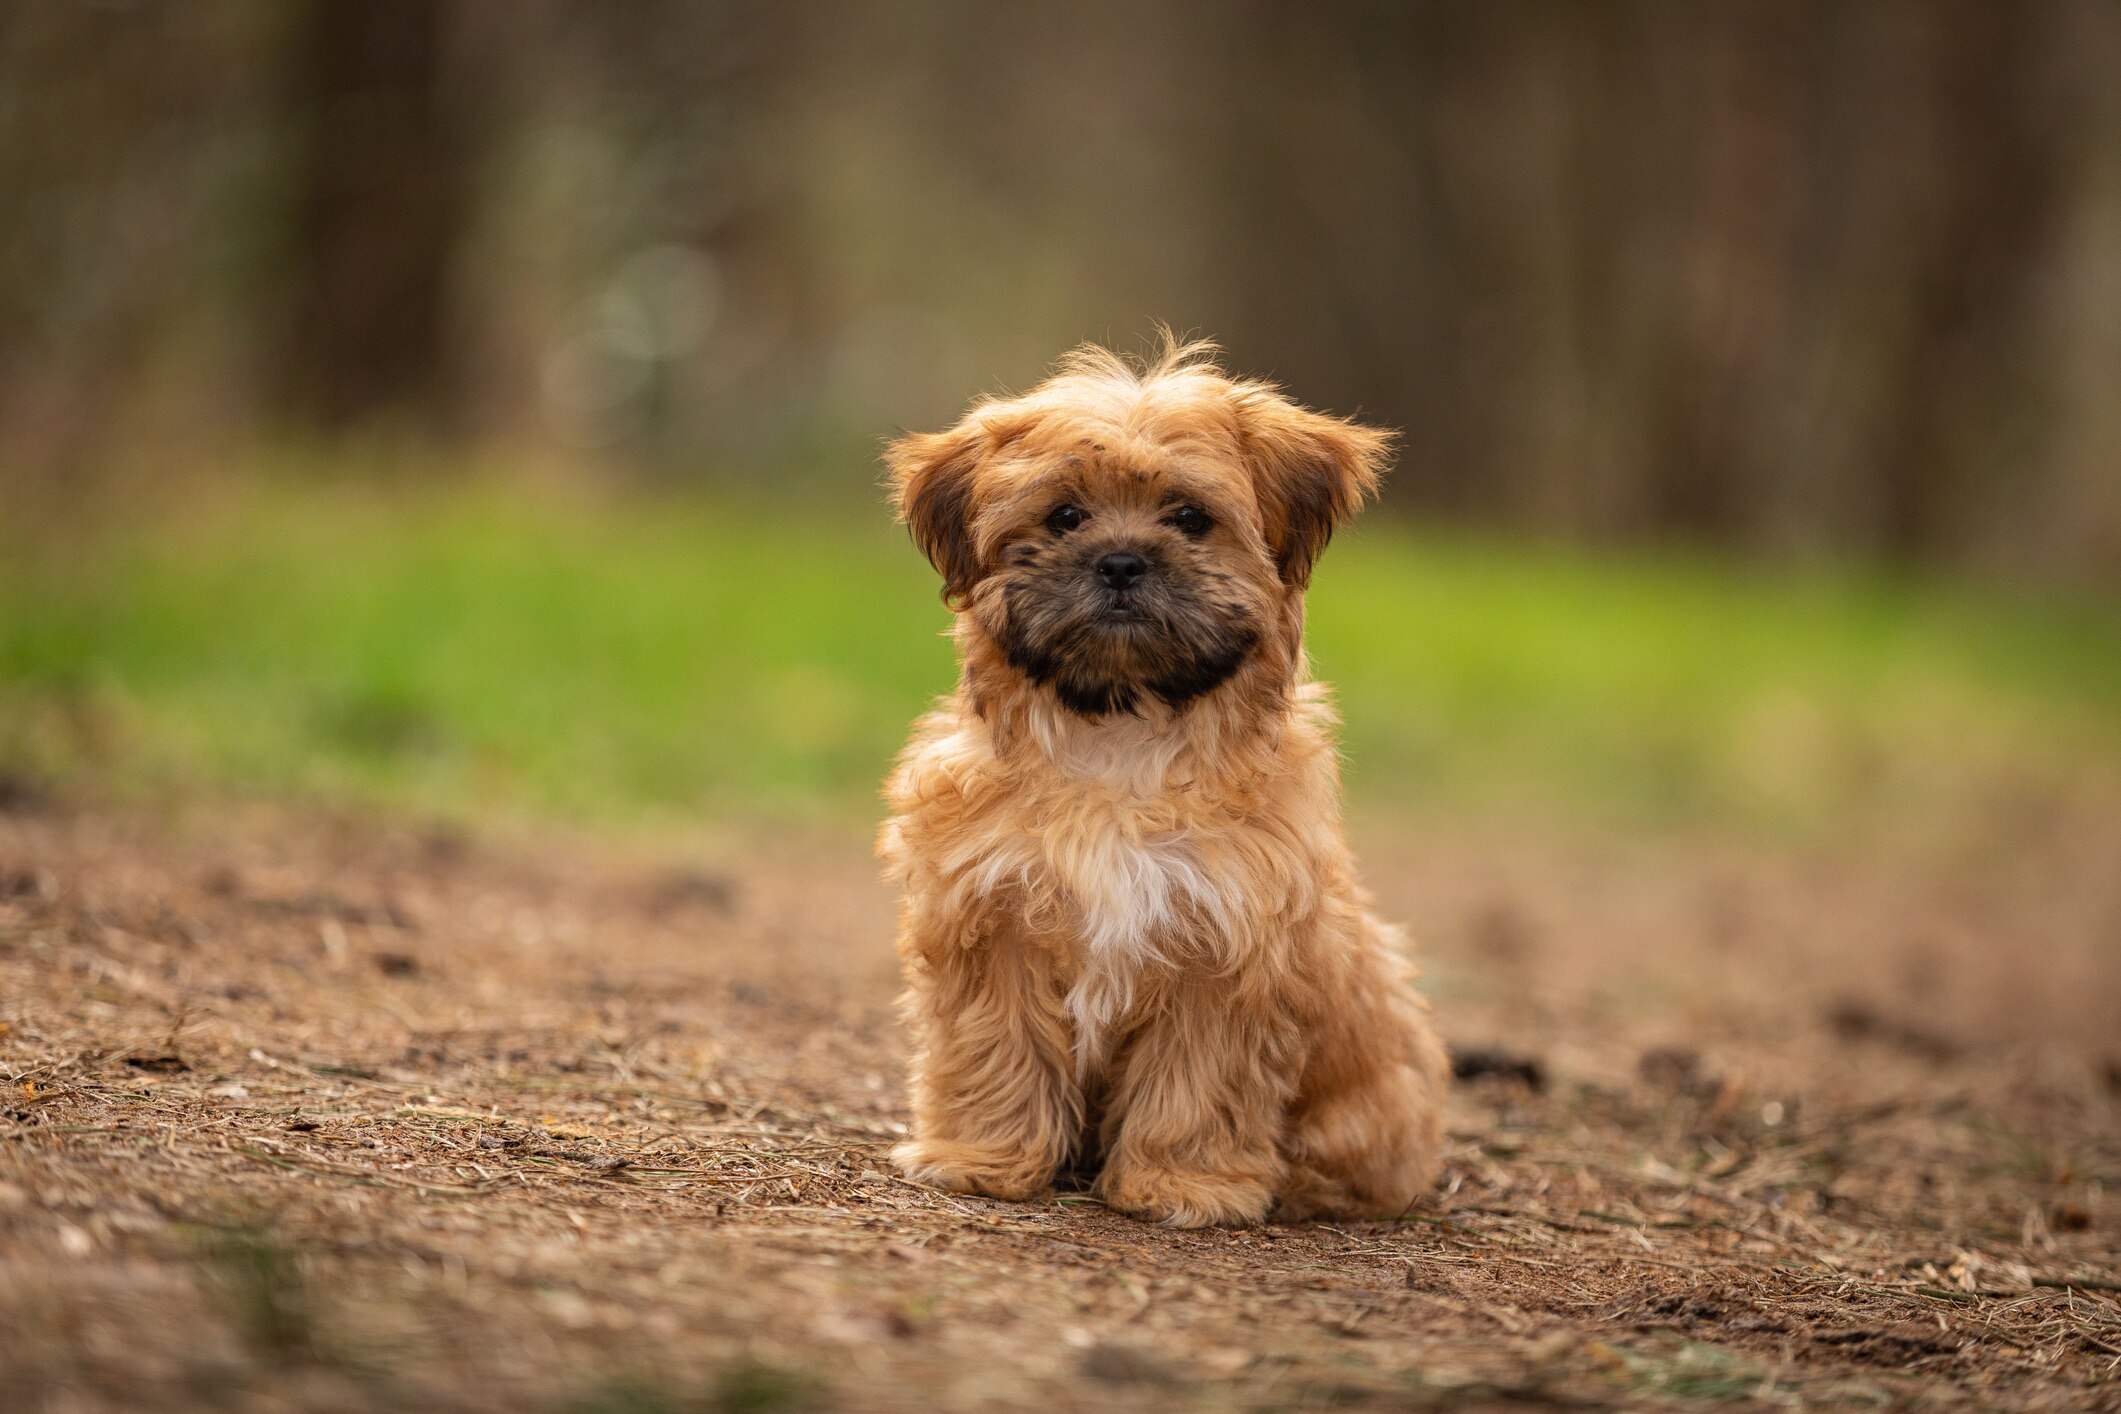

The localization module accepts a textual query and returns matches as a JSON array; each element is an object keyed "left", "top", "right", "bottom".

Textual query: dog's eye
[
  {"left": 1168, "top": 506, "right": 1212, "bottom": 537},
  {"left": 1045, "top": 504, "right": 1088, "bottom": 534}
]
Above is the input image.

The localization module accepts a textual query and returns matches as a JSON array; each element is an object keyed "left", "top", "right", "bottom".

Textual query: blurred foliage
[
  {"left": 3, "top": 479, "right": 2114, "bottom": 838},
  {"left": 2, "top": 2, "right": 2118, "bottom": 584},
  {"left": 562, "top": 1365, "right": 821, "bottom": 1414},
  {"left": 194, "top": 1225, "right": 326, "bottom": 1367}
]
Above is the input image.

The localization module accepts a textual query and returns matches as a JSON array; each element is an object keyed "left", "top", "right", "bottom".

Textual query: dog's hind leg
[{"left": 1276, "top": 918, "right": 1449, "bottom": 1221}]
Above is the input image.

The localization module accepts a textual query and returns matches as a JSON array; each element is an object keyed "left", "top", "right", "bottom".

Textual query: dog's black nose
[{"left": 1095, "top": 551, "right": 1149, "bottom": 590}]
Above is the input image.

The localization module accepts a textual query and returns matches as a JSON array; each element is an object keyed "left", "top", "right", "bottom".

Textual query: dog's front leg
[
  {"left": 1095, "top": 975, "right": 1297, "bottom": 1227},
  {"left": 891, "top": 911, "right": 1080, "bottom": 1200}
]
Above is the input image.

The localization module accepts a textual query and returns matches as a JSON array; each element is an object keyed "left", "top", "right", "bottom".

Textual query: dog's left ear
[
  {"left": 1235, "top": 389, "right": 1394, "bottom": 588},
  {"left": 886, "top": 422, "right": 987, "bottom": 608}
]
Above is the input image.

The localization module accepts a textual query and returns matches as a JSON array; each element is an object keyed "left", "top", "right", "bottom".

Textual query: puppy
[{"left": 878, "top": 338, "right": 1448, "bottom": 1227}]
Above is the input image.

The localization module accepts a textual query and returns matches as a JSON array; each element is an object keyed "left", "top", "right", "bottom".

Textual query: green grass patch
[
  {"left": 3, "top": 477, "right": 2116, "bottom": 836},
  {"left": 1316, "top": 526, "right": 2121, "bottom": 832},
  {"left": 562, "top": 1364, "right": 820, "bottom": 1414}
]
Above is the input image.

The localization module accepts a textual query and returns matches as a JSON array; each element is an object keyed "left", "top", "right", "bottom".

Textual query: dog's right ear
[
  {"left": 886, "top": 422, "right": 985, "bottom": 608},
  {"left": 1234, "top": 389, "right": 1393, "bottom": 589}
]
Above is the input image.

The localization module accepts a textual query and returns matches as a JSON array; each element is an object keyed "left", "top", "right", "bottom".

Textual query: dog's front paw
[
  {"left": 1097, "top": 1161, "right": 1273, "bottom": 1228},
  {"left": 890, "top": 1138, "right": 1054, "bottom": 1201}
]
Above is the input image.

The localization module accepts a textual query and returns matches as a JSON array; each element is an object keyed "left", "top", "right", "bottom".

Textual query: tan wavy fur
[{"left": 878, "top": 337, "right": 1449, "bottom": 1227}]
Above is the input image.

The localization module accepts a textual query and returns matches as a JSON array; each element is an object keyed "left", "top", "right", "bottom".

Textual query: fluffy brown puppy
[{"left": 878, "top": 339, "right": 1449, "bottom": 1227}]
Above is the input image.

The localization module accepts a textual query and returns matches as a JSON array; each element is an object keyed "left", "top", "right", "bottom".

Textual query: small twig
[
  {"left": 2035, "top": 1276, "right": 2121, "bottom": 1295},
  {"left": 230, "top": 1142, "right": 489, "bottom": 1196}
]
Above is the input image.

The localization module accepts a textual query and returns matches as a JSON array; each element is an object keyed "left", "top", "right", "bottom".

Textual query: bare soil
[{"left": 2, "top": 792, "right": 2117, "bottom": 1412}]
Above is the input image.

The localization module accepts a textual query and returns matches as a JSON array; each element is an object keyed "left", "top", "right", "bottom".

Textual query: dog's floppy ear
[
  {"left": 886, "top": 421, "right": 986, "bottom": 608},
  {"left": 1235, "top": 388, "right": 1394, "bottom": 588}
]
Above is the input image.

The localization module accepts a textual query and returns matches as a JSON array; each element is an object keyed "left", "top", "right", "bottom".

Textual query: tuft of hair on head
[
  {"left": 1143, "top": 324, "right": 1225, "bottom": 380},
  {"left": 1052, "top": 326, "right": 1224, "bottom": 387}
]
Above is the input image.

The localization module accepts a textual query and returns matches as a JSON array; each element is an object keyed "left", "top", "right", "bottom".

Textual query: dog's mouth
[
  {"left": 992, "top": 576, "right": 1261, "bottom": 717},
  {"left": 1096, "top": 588, "right": 1159, "bottom": 625}
]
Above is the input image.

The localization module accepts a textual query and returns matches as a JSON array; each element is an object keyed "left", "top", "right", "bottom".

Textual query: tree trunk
[{"left": 271, "top": 0, "right": 478, "bottom": 437}]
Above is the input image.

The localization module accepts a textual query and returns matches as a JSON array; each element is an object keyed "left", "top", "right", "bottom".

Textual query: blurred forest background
[
  {"left": 6, "top": 0, "right": 2120, "bottom": 585},
  {"left": 3, "top": 1, "right": 2119, "bottom": 837}
]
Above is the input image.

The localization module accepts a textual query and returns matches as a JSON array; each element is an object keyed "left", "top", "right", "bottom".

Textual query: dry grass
[{"left": 2, "top": 791, "right": 2117, "bottom": 1411}]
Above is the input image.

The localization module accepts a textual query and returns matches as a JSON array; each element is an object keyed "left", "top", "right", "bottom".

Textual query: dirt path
[{"left": 2, "top": 796, "right": 2117, "bottom": 1411}]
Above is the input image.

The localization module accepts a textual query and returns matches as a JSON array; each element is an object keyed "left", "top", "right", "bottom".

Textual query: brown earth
[{"left": 2, "top": 791, "right": 2118, "bottom": 1412}]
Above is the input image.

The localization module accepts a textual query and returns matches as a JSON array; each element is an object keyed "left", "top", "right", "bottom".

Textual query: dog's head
[{"left": 888, "top": 340, "right": 1392, "bottom": 718}]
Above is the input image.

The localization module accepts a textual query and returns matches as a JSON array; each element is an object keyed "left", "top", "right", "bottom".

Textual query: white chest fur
[
  {"left": 904, "top": 711, "right": 1290, "bottom": 1079},
  {"left": 1056, "top": 826, "right": 1187, "bottom": 1075},
  {"left": 1037, "top": 806, "right": 1252, "bottom": 1077}
]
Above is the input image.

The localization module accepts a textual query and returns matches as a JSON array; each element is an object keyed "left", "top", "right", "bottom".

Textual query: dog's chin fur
[
  {"left": 878, "top": 338, "right": 1449, "bottom": 1227},
  {"left": 993, "top": 585, "right": 1260, "bottom": 719}
]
